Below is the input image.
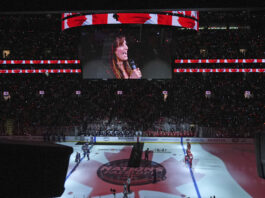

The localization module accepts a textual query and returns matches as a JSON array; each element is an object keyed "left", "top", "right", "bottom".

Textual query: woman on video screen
[{"left": 110, "top": 35, "right": 142, "bottom": 79}]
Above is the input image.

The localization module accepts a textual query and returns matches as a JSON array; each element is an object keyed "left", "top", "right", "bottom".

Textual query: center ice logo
[{"left": 97, "top": 159, "right": 167, "bottom": 185}]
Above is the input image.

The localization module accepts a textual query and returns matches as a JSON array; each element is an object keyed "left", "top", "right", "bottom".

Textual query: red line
[
  {"left": 174, "top": 68, "right": 265, "bottom": 73},
  {"left": 0, "top": 69, "right": 82, "bottom": 74},
  {"left": 175, "top": 59, "right": 265, "bottom": 64},
  {"left": 0, "top": 60, "right": 80, "bottom": 65}
]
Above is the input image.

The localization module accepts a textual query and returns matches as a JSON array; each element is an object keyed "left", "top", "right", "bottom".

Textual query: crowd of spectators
[
  {"left": 0, "top": 11, "right": 264, "bottom": 138},
  {"left": 173, "top": 29, "right": 265, "bottom": 59},
  {"left": 199, "top": 10, "right": 265, "bottom": 28},
  {"left": 0, "top": 73, "right": 263, "bottom": 138},
  {"left": 0, "top": 14, "right": 79, "bottom": 60}
]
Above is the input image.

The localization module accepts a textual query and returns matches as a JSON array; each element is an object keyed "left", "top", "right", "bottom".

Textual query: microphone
[
  {"left": 130, "top": 60, "right": 137, "bottom": 70},
  {"left": 129, "top": 59, "right": 142, "bottom": 79}
]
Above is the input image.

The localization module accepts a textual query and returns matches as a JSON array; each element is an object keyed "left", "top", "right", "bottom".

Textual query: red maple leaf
[
  {"left": 68, "top": 146, "right": 204, "bottom": 198},
  {"left": 67, "top": 15, "right": 87, "bottom": 28},
  {"left": 117, "top": 13, "right": 151, "bottom": 24},
  {"left": 177, "top": 11, "right": 196, "bottom": 29}
]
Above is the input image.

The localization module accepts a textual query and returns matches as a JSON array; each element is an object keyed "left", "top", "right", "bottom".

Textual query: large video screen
[
  {"left": 80, "top": 25, "right": 174, "bottom": 79},
  {"left": 62, "top": 11, "right": 199, "bottom": 79}
]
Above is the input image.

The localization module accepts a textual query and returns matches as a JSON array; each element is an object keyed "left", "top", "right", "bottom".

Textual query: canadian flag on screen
[{"left": 62, "top": 12, "right": 199, "bottom": 31}]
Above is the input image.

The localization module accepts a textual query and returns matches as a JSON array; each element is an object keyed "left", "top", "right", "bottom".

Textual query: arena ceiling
[{"left": 0, "top": 0, "right": 264, "bottom": 13}]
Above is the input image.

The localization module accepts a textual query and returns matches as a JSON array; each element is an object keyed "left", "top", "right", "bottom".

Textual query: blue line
[
  {"left": 181, "top": 137, "right": 201, "bottom": 198},
  {"left": 65, "top": 144, "right": 93, "bottom": 181}
]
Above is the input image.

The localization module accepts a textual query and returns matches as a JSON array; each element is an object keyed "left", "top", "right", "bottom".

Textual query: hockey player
[
  {"left": 187, "top": 150, "right": 193, "bottom": 168},
  {"left": 185, "top": 153, "right": 189, "bottom": 164},
  {"left": 87, "top": 148, "right": 90, "bottom": 160},
  {"left": 123, "top": 183, "right": 128, "bottom": 198},
  {"left": 186, "top": 142, "right": 191, "bottom": 153},
  {"left": 75, "top": 152, "right": 81, "bottom": 163},
  {"left": 145, "top": 148, "right": 149, "bottom": 161},
  {"left": 187, "top": 142, "right": 191, "bottom": 150},
  {"left": 82, "top": 143, "right": 88, "bottom": 157}
]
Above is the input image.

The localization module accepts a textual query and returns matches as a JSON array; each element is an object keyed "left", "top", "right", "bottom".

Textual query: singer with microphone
[{"left": 110, "top": 35, "right": 142, "bottom": 79}]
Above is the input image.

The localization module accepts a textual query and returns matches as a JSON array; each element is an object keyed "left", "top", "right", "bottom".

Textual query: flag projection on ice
[{"left": 61, "top": 11, "right": 199, "bottom": 31}]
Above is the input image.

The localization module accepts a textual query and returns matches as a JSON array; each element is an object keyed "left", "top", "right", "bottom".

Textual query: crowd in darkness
[
  {"left": 0, "top": 14, "right": 79, "bottom": 60},
  {"left": 0, "top": 74, "right": 263, "bottom": 138},
  {"left": 173, "top": 29, "right": 265, "bottom": 59},
  {"left": 0, "top": 11, "right": 264, "bottom": 138}
]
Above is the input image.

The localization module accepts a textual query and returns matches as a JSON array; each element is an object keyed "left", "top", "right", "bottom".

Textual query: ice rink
[{"left": 57, "top": 141, "right": 265, "bottom": 198}]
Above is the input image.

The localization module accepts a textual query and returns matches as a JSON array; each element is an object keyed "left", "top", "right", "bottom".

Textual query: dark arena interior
[{"left": 0, "top": 1, "right": 265, "bottom": 198}]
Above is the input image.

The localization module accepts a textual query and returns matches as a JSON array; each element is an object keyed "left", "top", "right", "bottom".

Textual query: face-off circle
[{"left": 97, "top": 159, "right": 166, "bottom": 185}]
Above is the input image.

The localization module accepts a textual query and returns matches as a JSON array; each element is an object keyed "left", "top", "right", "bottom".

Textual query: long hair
[{"left": 110, "top": 35, "right": 132, "bottom": 79}]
